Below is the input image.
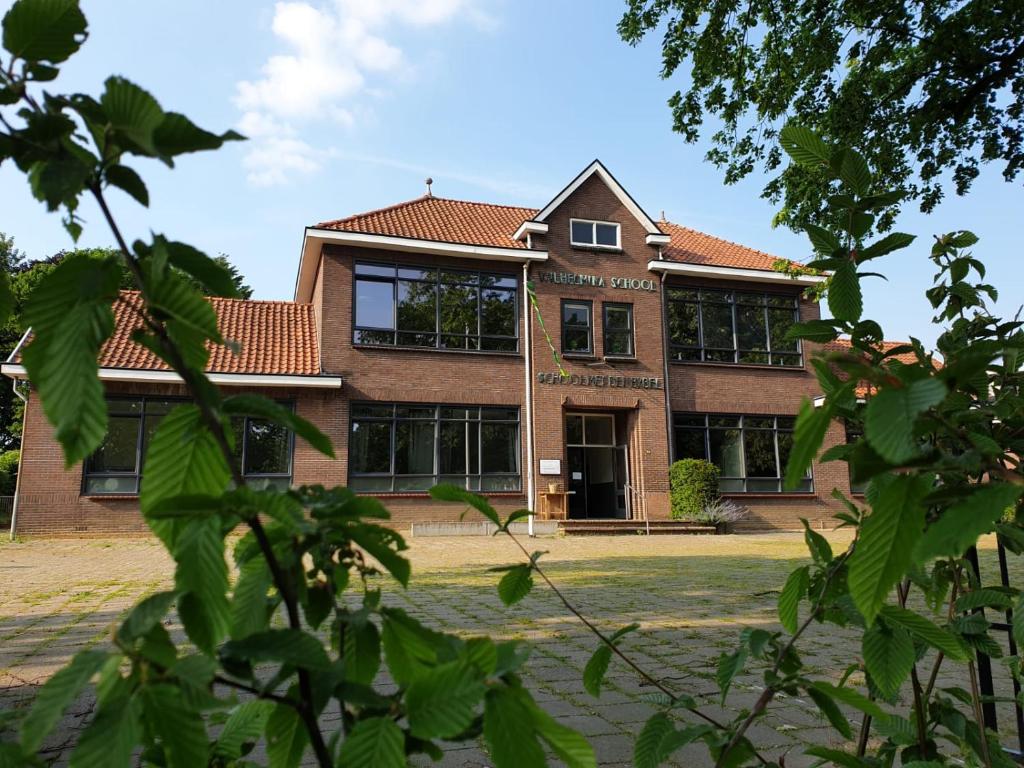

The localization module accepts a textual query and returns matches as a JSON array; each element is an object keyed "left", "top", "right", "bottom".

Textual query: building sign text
[
  {"left": 537, "top": 372, "right": 663, "bottom": 389},
  {"left": 538, "top": 271, "right": 656, "bottom": 292}
]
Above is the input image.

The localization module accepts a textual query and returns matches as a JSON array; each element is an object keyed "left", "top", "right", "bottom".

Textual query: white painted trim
[
  {"left": 0, "top": 364, "right": 343, "bottom": 388},
  {"left": 295, "top": 228, "right": 547, "bottom": 302},
  {"left": 645, "top": 233, "right": 671, "bottom": 246},
  {"left": 512, "top": 221, "right": 548, "bottom": 241},
  {"left": 569, "top": 218, "right": 621, "bottom": 249},
  {"left": 5, "top": 328, "right": 31, "bottom": 363},
  {"left": 533, "top": 160, "right": 664, "bottom": 235},
  {"left": 646, "top": 260, "right": 828, "bottom": 286}
]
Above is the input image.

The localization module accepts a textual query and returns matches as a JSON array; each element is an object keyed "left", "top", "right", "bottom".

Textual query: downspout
[
  {"left": 522, "top": 261, "right": 536, "bottom": 536},
  {"left": 7, "top": 328, "right": 31, "bottom": 541},
  {"left": 659, "top": 267, "right": 674, "bottom": 521}
]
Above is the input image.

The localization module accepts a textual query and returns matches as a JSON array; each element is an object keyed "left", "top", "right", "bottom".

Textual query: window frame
[
  {"left": 352, "top": 261, "right": 519, "bottom": 353},
  {"left": 82, "top": 396, "right": 296, "bottom": 495},
  {"left": 671, "top": 412, "right": 813, "bottom": 494},
  {"left": 602, "top": 302, "right": 635, "bottom": 358},
  {"left": 568, "top": 218, "right": 621, "bottom": 250},
  {"left": 561, "top": 299, "right": 594, "bottom": 356},
  {"left": 665, "top": 287, "right": 803, "bottom": 367},
  {"left": 348, "top": 402, "right": 522, "bottom": 493}
]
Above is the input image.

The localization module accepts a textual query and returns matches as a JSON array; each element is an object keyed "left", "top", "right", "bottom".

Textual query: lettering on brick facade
[
  {"left": 538, "top": 271, "right": 655, "bottom": 291},
  {"left": 536, "top": 372, "right": 663, "bottom": 389}
]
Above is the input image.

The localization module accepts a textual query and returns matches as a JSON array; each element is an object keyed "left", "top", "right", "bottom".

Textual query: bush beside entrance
[{"left": 669, "top": 459, "right": 719, "bottom": 521}]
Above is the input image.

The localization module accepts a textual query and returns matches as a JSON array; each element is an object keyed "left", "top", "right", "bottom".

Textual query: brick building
[{"left": 4, "top": 160, "right": 868, "bottom": 536}]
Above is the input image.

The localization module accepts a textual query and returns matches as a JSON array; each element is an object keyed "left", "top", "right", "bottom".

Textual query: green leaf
[
  {"left": 347, "top": 523, "right": 410, "bottom": 587},
  {"left": 914, "top": 484, "right": 1024, "bottom": 563},
  {"left": 141, "top": 404, "right": 230, "bottom": 545},
  {"left": 264, "top": 703, "right": 307, "bottom": 768},
  {"left": 21, "top": 649, "right": 108, "bottom": 752},
  {"left": 716, "top": 648, "right": 747, "bottom": 703},
  {"left": 847, "top": 474, "right": 929, "bottom": 625},
  {"left": 809, "top": 681, "right": 885, "bottom": 718},
  {"left": 2, "top": 0, "right": 86, "bottom": 63},
  {"left": 865, "top": 378, "right": 948, "bottom": 463},
  {"left": 804, "top": 746, "right": 868, "bottom": 767},
  {"left": 343, "top": 619, "right": 381, "bottom": 685},
  {"left": 21, "top": 252, "right": 121, "bottom": 465},
  {"left": 429, "top": 483, "right": 500, "bottom": 525},
  {"left": 787, "top": 319, "right": 840, "bottom": 343},
  {"left": 583, "top": 644, "right": 612, "bottom": 698},
  {"left": 229, "top": 556, "right": 272, "bottom": 640},
  {"left": 0, "top": 271, "right": 14, "bottom": 330},
  {"left": 804, "top": 519, "right": 834, "bottom": 564},
  {"left": 531, "top": 705, "right": 596, "bottom": 768},
  {"left": 224, "top": 394, "right": 333, "bottom": 458},
  {"left": 497, "top": 564, "right": 533, "bottom": 605},
  {"left": 1015, "top": 595, "right": 1024, "bottom": 650},
  {"left": 834, "top": 148, "right": 872, "bottom": 196},
  {"left": 634, "top": 712, "right": 675, "bottom": 768},
  {"left": 862, "top": 623, "right": 914, "bottom": 699},
  {"left": 380, "top": 607, "right": 445, "bottom": 685},
  {"left": 858, "top": 232, "right": 916, "bottom": 261},
  {"left": 101, "top": 76, "right": 164, "bottom": 154},
  {"left": 779, "top": 124, "right": 831, "bottom": 167},
  {"left": 213, "top": 700, "right": 273, "bottom": 760},
  {"left": 153, "top": 112, "right": 244, "bottom": 161},
  {"left": 877, "top": 605, "right": 969, "bottom": 660},
  {"left": 104, "top": 164, "right": 149, "bottom": 206},
  {"left": 337, "top": 716, "right": 405, "bottom": 768},
  {"left": 162, "top": 240, "right": 240, "bottom": 297},
  {"left": 68, "top": 692, "right": 141, "bottom": 768},
  {"left": 954, "top": 588, "right": 1015, "bottom": 613},
  {"left": 117, "top": 590, "right": 177, "bottom": 642},
  {"left": 483, "top": 687, "right": 545, "bottom": 768},
  {"left": 783, "top": 397, "right": 832, "bottom": 490},
  {"left": 806, "top": 686, "right": 854, "bottom": 739},
  {"left": 804, "top": 224, "right": 841, "bottom": 255},
  {"left": 778, "top": 566, "right": 809, "bottom": 634},
  {"left": 147, "top": 271, "right": 221, "bottom": 369},
  {"left": 173, "top": 517, "right": 229, "bottom": 653},
  {"left": 828, "top": 260, "right": 862, "bottom": 323},
  {"left": 406, "top": 659, "right": 487, "bottom": 739},
  {"left": 141, "top": 684, "right": 209, "bottom": 768},
  {"left": 222, "top": 628, "right": 331, "bottom": 670}
]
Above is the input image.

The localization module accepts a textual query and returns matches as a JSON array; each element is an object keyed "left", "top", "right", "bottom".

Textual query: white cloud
[{"left": 236, "top": 0, "right": 484, "bottom": 186}]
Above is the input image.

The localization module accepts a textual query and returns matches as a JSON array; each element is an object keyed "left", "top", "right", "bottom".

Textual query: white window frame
[{"left": 569, "top": 218, "right": 621, "bottom": 250}]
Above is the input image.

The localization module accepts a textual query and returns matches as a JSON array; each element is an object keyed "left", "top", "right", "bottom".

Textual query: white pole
[{"left": 523, "top": 261, "right": 535, "bottom": 537}]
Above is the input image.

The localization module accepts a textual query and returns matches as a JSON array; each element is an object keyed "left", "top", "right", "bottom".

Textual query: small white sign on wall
[{"left": 539, "top": 459, "right": 561, "bottom": 476}]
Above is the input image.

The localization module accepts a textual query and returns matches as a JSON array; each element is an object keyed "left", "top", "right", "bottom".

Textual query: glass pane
[
  {"left": 564, "top": 329, "right": 590, "bottom": 353},
  {"left": 709, "top": 416, "right": 740, "bottom": 428},
  {"left": 675, "top": 414, "right": 706, "bottom": 427},
  {"left": 441, "top": 334, "right": 477, "bottom": 350},
  {"left": 704, "top": 349, "right": 735, "bottom": 363},
  {"left": 439, "top": 421, "right": 467, "bottom": 474},
  {"left": 744, "top": 417, "right": 774, "bottom": 428},
  {"left": 719, "top": 478, "right": 744, "bottom": 492},
  {"left": 667, "top": 301, "right": 699, "bottom": 348},
  {"left": 349, "top": 476, "right": 393, "bottom": 492},
  {"left": 735, "top": 292, "right": 764, "bottom": 306},
  {"left": 481, "top": 423, "right": 517, "bottom": 473},
  {"left": 439, "top": 283, "right": 478, "bottom": 338},
  {"left": 768, "top": 308, "right": 799, "bottom": 351},
  {"left": 90, "top": 416, "right": 139, "bottom": 473},
  {"left": 480, "top": 337, "right": 516, "bottom": 352},
  {"left": 396, "top": 406, "right": 435, "bottom": 419},
  {"left": 396, "top": 331, "right": 435, "bottom": 347},
  {"left": 673, "top": 347, "right": 702, "bottom": 361},
  {"left": 747, "top": 478, "right": 781, "bottom": 492},
  {"left": 398, "top": 266, "right": 435, "bottom": 281},
  {"left": 355, "top": 329, "right": 395, "bottom": 345},
  {"left": 244, "top": 419, "right": 291, "bottom": 475},
  {"left": 743, "top": 430, "right": 778, "bottom": 477},
  {"left": 667, "top": 288, "right": 698, "bottom": 301},
  {"left": 352, "top": 403, "right": 393, "bottom": 419},
  {"left": 481, "top": 408, "right": 518, "bottom": 421},
  {"left": 84, "top": 475, "right": 138, "bottom": 494},
  {"left": 709, "top": 427, "right": 743, "bottom": 477},
  {"left": 701, "top": 302, "right": 734, "bottom": 350},
  {"left": 355, "top": 263, "right": 395, "bottom": 277},
  {"left": 246, "top": 477, "right": 291, "bottom": 491},
  {"left": 595, "top": 223, "right": 618, "bottom": 246},
  {"left": 481, "top": 475, "right": 520, "bottom": 492},
  {"left": 777, "top": 431, "right": 808, "bottom": 479},
  {"left": 350, "top": 421, "right": 391, "bottom": 473},
  {"left": 605, "top": 330, "right": 632, "bottom": 356},
  {"left": 397, "top": 280, "right": 436, "bottom": 333},
  {"left": 738, "top": 351, "right": 770, "bottom": 364},
  {"left": 442, "top": 270, "right": 477, "bottom": 285},
  {"left": 142, "top": 411, "right": 168, "bottom": 463},
  {"left": 570, "top": 220, "right": 592, "bottom": 244},
  {"left": 481, "top": 288, "right": 515, "bottom": 337},
  {"left": 490, "top": 275, "right": 517, "bottom": 289},
  {"left": 736, "top": 304, "right": 767, "bottom": 352},
  {"left": 771, "top": 353, "right": 802, "bottom": 367},
  {"left": 441, "top": 407, "right": 472, "bottom": 420},
  {"left": 565, "top": 415, "right": 583, "bottom": 445},
  {"left": 766, "top": 294, "right": 796, "bottom": 308},
  {"left": 584, "top": 416, "right": 614, "bottom": 446},
  {"left": 563, "top": 303, "right": 590, "bottom": 326},
  {"left": 395, "top": 420, "right": 435, "bottom": 475},
  {"left": 674, "top": 428, "right": 706, "bottom": 460},
  {"left": 605, "top": 305, "right": 630, "bottom": 330},
  {"left": 394, "top": 475, "right": 434, "bottom": 491},
  {"left": 355, "top": 279, "right": 394, "bottom": 330},
  {"left": 107, "top": 398, "right": 143, "bottom": 415},
  {"left": 438, "top": 475, "right": 473, "bottom": 490}
]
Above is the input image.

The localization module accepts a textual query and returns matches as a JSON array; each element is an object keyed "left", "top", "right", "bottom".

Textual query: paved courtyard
[{"left": 0, "top": 531, "right": 1019, "bottom": 766}]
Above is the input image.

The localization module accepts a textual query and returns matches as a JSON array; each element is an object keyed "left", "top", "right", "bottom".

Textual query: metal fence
[{"left": 0, "top": 495, "right": 12, "bottom": 529}]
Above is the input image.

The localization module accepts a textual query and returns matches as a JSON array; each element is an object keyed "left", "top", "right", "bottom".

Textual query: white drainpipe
[
  {"left": 523, "top": 261, "right": 536, "bottom": 536},
  {"left": 9, "top": 380, "right": 27, "bottom": 540},
  {"left": 660, "top": 271, "right": 674, "bottom": 468}
]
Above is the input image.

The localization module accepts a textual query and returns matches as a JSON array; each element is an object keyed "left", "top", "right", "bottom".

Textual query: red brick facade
[{"left": 7, "top": 162, "right": 860, "bottom": 536}]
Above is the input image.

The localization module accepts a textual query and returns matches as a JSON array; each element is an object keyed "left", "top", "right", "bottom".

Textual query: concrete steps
[{"left": 558, "top": 519, "right": 718, "bottom": 536}]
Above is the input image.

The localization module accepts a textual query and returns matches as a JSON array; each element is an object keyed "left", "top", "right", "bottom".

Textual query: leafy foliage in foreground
[{"left": 0, "top": 1, "right": 592, "bottom": 766}]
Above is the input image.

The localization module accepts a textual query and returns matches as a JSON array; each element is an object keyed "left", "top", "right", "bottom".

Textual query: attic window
[{"left": 570, "top": 218, "right": 620, "bottom": 249}]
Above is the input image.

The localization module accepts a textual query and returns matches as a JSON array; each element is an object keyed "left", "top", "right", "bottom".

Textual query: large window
[
  {"left": 570, "top": 218, "right": 620, "bottom": 249},
  {"left": 673, "top": 413, "right": 812, "bottom": 493},
  {"left": 83, "top": 397, "right": 294, "bottom": 494},
  {"left": 603, "top": 303, "right": 634, "bottom": 357},
  {"left": 353, "top": 263, "right": 518, "bottom": 352},
  {"left": 666, "top": 288, "right": 802, "bottom": 367},
  {"left": 349, "top": 403, "right": 520, "bottom": 493},
  {"left": 562, "top": 300, "right": 593, "bottom": 354}
]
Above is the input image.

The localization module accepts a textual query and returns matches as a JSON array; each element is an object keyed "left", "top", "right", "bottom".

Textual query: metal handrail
[{"left": 623, "top": 482, "right": 649, "bottom": 535}]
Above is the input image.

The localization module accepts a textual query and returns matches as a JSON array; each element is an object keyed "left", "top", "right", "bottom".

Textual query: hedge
[{"left": 669, "top": 459, "right": 720, "bottom": 521}]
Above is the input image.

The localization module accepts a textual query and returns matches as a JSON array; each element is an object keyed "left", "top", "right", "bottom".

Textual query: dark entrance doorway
[{"left": 565, "top": 413, "right": 628, "bottom": 519}]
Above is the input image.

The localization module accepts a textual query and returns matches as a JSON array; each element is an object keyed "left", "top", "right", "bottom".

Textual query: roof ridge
[
  {"left": 118, "top": 289, "right": 310, "bottom": 308},
  {"left": 315, "top": 194, "right": 537, "bottom": 229},
  {"left": 427, "top": 195, "right": 538, "bottom": 212}
]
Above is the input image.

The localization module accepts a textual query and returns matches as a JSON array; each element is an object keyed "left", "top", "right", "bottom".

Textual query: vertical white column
[{"left": 523, "top": 262, "right": 535, "bottom": 537}]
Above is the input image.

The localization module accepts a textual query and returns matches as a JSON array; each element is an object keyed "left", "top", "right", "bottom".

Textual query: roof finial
[
  {"left": 660, "top": 209, "right": 666, "bottom": 221},
  {"left": 425, "top": 177, "right": 433, "bottom": 197}
]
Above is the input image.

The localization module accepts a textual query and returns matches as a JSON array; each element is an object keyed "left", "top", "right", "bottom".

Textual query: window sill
[
  {"left": 562, "top": 353, "right": 597, "bottom": 361},
  {"left": 670, "top": 360, "right": 807, "bottom": 373},
  {"left": 353, "top": 343, "right": 521, "bottom": 358},
  {"left": 603, "top": 355, "right": 638, "bottom": 363},
  {"left": 721, "top": 493, "right": 817, "bottom": 499},
  {"left": 355, "top": 491, "right": 524, "bottom": 498},
  {"left": 570, "top": 244, "right": 622, "bottom": 253},
  {"left": 82, "top": 494, "right": 139, "bottom": 500}
]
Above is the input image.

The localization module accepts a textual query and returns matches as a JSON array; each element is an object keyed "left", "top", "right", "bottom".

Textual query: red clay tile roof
[
  {"left": 315, "top": 196, "right": 798, "bottom": 270},
  {"left": 823, "top": 338, "right": 920, "bottom": 366},
  {"left": 316, "top": 196, "right": 535, "bottom": 250},
  {"left": 99, "top": 291, "right": 321, "bottom": 375}
]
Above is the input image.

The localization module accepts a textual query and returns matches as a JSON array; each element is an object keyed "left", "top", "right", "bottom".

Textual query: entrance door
[{"left": 565, "top": 414, "right": 625, "bottom": 519}]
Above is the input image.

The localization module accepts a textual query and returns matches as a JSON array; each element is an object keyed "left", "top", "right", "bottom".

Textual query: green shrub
[
  {"left": 669, "top": 459, "right": 720, "bottom": 520},
  {"left": 0, "top": 449, "right": 19, "bottom": 496}
]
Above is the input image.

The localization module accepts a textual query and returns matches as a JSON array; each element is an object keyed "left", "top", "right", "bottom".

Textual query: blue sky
[{"left": 2, "top": 0, "right": 1021, "bottom": 348}]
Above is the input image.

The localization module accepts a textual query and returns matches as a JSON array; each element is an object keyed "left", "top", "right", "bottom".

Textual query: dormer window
[{"left": 570, "top": 218, "right": 620, "bottom": 249}]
